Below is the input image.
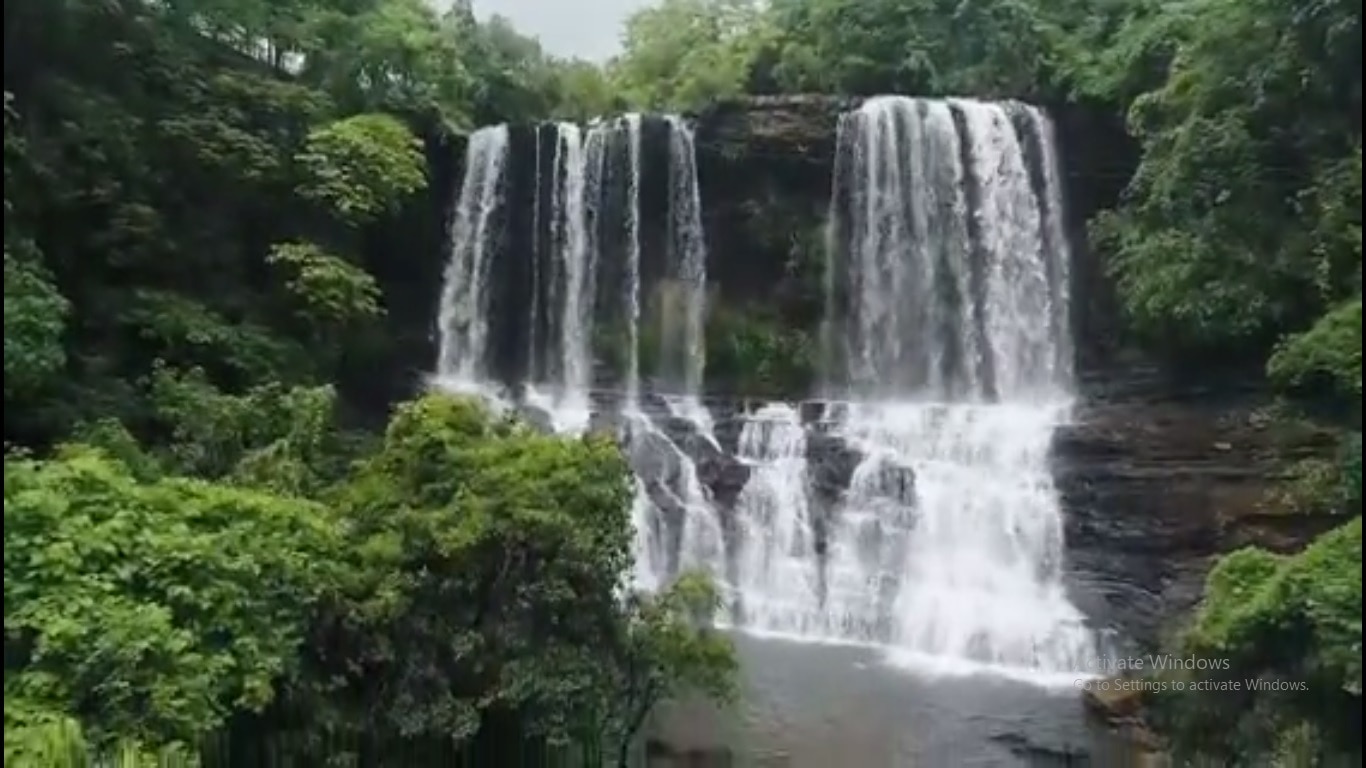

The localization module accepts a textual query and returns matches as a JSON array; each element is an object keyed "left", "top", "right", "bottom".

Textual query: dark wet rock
[
  {"left": 639, "top": 390, "right": 675, "bottom": 421},
  {"left": 661, "top": 414, "right": 748, "bottom": 507},
  {"left": 797, "top": 399, "right": 827, "bottom": 424},
  {"left": 514, "top": 402, "right": 555, "bottom": 434},
  {"left": 588, "top": 408, "right": 621, "bottom": 436},
  {"left": 704, "top": 396, "right": 745, "bottom": 425},
  {"left": 711, "top": 415, "right": 745, "bottom": 455},
  {"left": 1055, "top": 378, "right": 1343, "bottom": 650},
  {"left": 1080, "top": 677, "right": 1166, "bottom": 761},
  {"left": 805, "top": 429, "right": 863, "bottom": 507},
  {"left": 801, "top": 428, "right": 867, "bottom": 564},
  {"left": 644, "top": 739, "right": 735, "bottom": 768},
  {"left": 659, "top": 414, "right": 698, "bottom": 446},
  {"left": 627, "top": 426, "right": 686, "bottom": 488},
  {"left": 685, "top": 433, "right": 752, "bottom": 514},
  {"left": 641, "top": 408, "right": 754, "bottom": 514},
  {"left": 798, "top": 398, "right": 851, "bottom": 426},
  {"left": 990, "top": 732, "right": 1096, "bottom": 767},
  {"left": 857, "top": 454, "right": 917, "bottom": 504}
]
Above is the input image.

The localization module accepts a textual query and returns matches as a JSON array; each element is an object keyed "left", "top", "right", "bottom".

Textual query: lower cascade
[{"left": 433, "top": 96, "right": 1103, "bottom": 682}]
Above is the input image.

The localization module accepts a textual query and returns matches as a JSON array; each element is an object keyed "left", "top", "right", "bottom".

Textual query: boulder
[{"left": 805, "top": 428, "right": 864, "bottom": 507}]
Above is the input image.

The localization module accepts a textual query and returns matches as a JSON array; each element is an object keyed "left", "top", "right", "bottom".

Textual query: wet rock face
[
  {"left": 659, "top": 413, "right": 754, "bottom": 514},
  {"left": 1054, "top": 374, "right": 1343, "bottom": 650},
  {"left": 805, "top": 428, "right": 863, "bottom": 510}
]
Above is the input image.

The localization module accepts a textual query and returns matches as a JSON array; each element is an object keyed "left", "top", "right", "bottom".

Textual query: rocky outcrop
[
  {"left": 1055, "top": 373, "right": 1344, "bottom": 649},
  {"left": 805, "top": 427, "right": 862, "bottom": 511},
  {"left": 665, "top": 416, "right": 753, "bottom": 514},
  {"left": 1080, "top": 678, "right": 1165, "bottom": 761},
  {"left": 691, "top": 94, "right": 855, "bottom": 241}
]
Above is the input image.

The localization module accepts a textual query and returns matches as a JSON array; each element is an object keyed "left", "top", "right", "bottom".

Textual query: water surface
[{"left": 649, "top": 633, "right": 1126, "bottom": 767}]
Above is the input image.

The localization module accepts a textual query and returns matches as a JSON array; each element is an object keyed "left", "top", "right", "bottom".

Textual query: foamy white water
[
  {"left": 660, "top": 115, "right": 709, "bottom": 400},
  {"left": 435, "top": 125, "right": 509, "bottom": 388},
  {"left": 842, "top": 401, "right": 1094, "bottom": 678},
  {"left": 728, "top": 404, "right": 825, "bottom": 633},
  {"left": 821, "top": 96, "right": 1098, "bottom": 681}
]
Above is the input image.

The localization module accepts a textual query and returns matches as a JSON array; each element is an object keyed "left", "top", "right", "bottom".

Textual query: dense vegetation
[
  {"left": 5, "top": 0, "right": 1360, "bottom": 765},
  {"left": 4, "top": 1, "right": 738, "bottom": 765}
]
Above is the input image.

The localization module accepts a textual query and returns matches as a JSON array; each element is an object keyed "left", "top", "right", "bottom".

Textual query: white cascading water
[
  {"left": 523, "top": 122, "right": 608, "bottom": 435},
  {"left": 621, "top": 114, "right": 645, "bottom": 410},
  {"left": 431, "top": 114, "right": 720, "bottom": 592},
  {"left": 615, "top": 114, "right": 724, "bottom": 589},
  {"left": 729, "top": 403, "right": 823, "bottom": 634},
  {"left": 825, "top": 96, "right": 1095, "bottom": 681},
  {"left": 434, "top": 125, "right": 510, "bottom": 394},
  {"left": 661, "top": 115, "right": 711, "bottom": 422}
]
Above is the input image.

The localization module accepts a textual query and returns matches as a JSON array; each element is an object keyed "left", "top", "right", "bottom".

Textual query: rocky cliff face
[
  {"left": 693, "top": 95, "right": 855, "bottom": 308},
  {"left": 1055, "top": 376, "right": 1344, "bottom": 649},
  {"left": 416, "top": 95, "right": 1340, "bottom": 651}
]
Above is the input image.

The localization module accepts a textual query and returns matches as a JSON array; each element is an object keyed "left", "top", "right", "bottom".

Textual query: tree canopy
[{"left": 4, "top": 0, "right": 1361, "bottom": 764}]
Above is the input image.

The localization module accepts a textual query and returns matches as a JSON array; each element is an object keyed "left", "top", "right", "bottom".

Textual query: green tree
[
  {"left": 612, "top": 0, "right": 773, "bottom": 110},
  {"left": 1093, "top": 0, "right": 1361, "bottom": 359},
  {"left": 4, "top": 448, "right": 343, "bottom": 746},
  {"left": 1151, "top": 517, "right": 1362, "bottom": 763},
  {"left": 605, "top": 573, "right": 739, "bottom": 767}
]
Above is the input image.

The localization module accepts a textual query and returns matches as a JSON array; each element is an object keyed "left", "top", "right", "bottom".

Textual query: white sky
[{"left": 463, "top": 0, "right": 654, "bottom": 61}]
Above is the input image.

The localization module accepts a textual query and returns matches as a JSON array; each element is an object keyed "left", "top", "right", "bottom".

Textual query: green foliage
[
  {"left": 1151, "top": 517, "right": 1363, "bottom": 764},
  {"left": 4, "top": 250, "right": 69, "bottom": 402},
  {"left": 267, "top": 241, "right": 383, "bottom": 329},
  {"left": 4, "top": 449, "right": 343, "bottom": 745},
  {"left": 5, "top": 392, "right": 739, "bottom": 760},
  {"left": 1270, "top": 445, "right": 1362, "bottom": 517},
  {"left": 5, "top": 709, "right": 197, "bottom": 768},
  {"left": 1267, "top": 298, "right": 1363, "bottom": 401},
  {"left": 296, "top": 0, "right": 472, "bottom": 122},
  {"left": 295, "top": 113, "right": 427, "bottom": 223},
  {"left": 609, "top": 0, "right": 1080, "bottom": 108},
  {"left": 548, "top": 60, "right": 623, "bottom": 121},
  {"left": 768, "top": 0, "right": 1057, "bottom": 97},
  {"left": 605, "top": 572, "right": 739, "bottom": 762},
  {"left": 1095, "top": 0, "right": 1361, "bottom": 358},
  {"left": 9, "top": 0, "right": 1360, "bottom": 762},
  {"left": 323, "top": 394, "right": 634, "bottom": 739},
  {"left": 612, "top": 0, "right": 773, "bottom": 110},
  {"left": 2, "top": 0, "right": 588, "bottom": 448},
  {"left": 4, "top": 92, "right": 69, "bottom": 402},
  {"left": 706, "top": 307, "right": 816, "bottom": 398},
  {"left": 144, "top": 363, "right": 340, "bottom": 492}
]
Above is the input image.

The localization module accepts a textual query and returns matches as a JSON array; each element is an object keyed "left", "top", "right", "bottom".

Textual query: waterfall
[
  {"left": 523, "top": 122, "right": 606, "bottom": 434},
  {"left": 435, "top": 125, "right": 510, "bottom": 393},
  {"left": 823, "top": 96, "right": 1095, "bottom": 679},
  {"left": 729, "top": 404, "right": 823, "bottom": 634},
  {"left": 622, "top": 114, "right": 644, "bottom": 410},
  {"left": 617, "top": 114, "right": 723, "bottom": 591},
  {"left": 433, "top": 114, "right": 721, "bottom": 592},
  {"left": 661, "top": 116, "right": 709, "bottom": 407},
  {"left": 431, "top": 102, "right": 1100, "bottom": 684}
]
